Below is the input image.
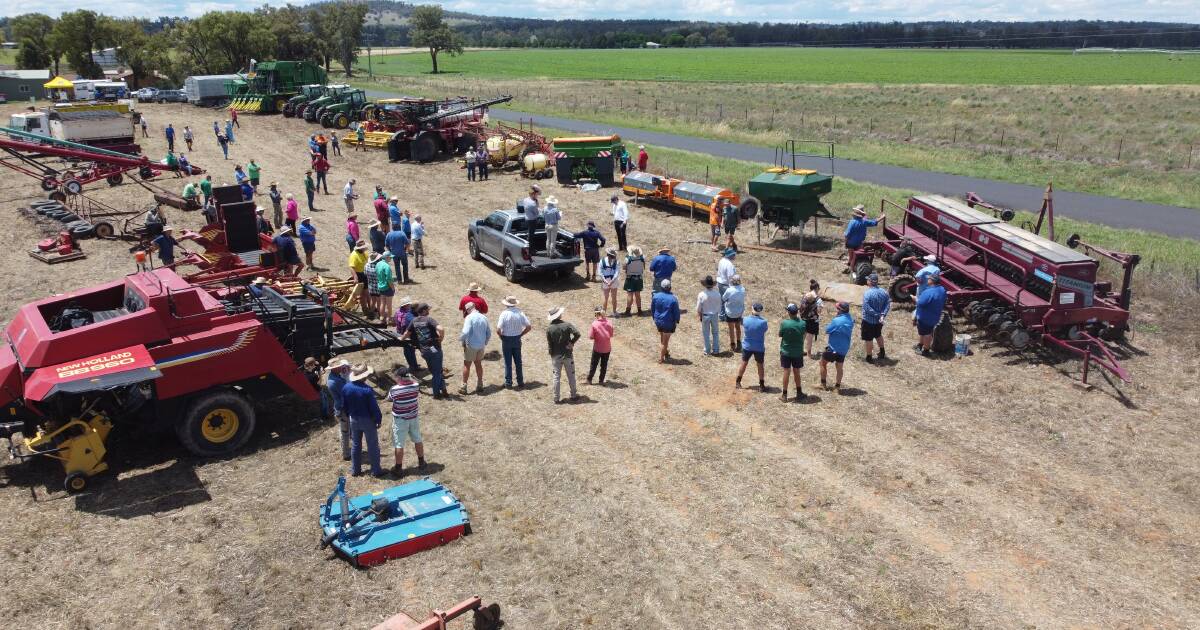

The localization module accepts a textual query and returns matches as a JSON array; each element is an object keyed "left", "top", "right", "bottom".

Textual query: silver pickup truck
[{"left": 468, "top": 209, "right": 582, "bottom": 282}]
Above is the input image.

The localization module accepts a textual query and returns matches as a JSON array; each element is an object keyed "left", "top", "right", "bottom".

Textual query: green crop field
[{"left": 361, "top": 47, "right": 1200, "bottom": 85}]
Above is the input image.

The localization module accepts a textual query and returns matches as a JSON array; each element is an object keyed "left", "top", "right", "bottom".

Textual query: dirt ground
[{"left": 0, "top": 103, "right": 1197, "bottom": 629}]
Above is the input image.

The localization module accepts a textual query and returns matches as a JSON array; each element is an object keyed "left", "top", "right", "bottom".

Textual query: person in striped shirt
[{"left": 387, "top": 366, "right": 426, "bottom": 478}]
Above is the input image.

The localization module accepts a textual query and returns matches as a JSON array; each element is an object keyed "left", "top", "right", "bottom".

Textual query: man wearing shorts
[
  {"left": 820, "top": 301, "right": 855, "bottom": 390},
  {"left": 779, "top": 303, "right": 808, "bottom": 402},
  {"left": 347, "top": 240, "right": 370, "bottom": 314},
  {"left": 650, "top": 279, "right": 681, "bottom": 363},
  {"left": 709, "top": 203, "right": 722, "bottom": 251},
  {"left": 722, "top": 198, "right": 740, "bottom": 251},
  {"left": 386, "top": 366, "right": 426, "bottom": 478},
  {"left": 459, "top": 302, "right": 491, "bottom": 395},
  {"left": 574, "top": 221, "right": 606, "bottom": 281},
  {"left": 914, "top": 272, "right": 947, "bottom": 357},
  {"left": 736, "top": 302, "right": 768, "bottom": 390},
  {"left": 861, "top": 273, "right": 891, "bottom": 362}
]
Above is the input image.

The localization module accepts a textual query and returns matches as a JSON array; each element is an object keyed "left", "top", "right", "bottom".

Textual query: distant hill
[{"left": 352, "top": 1, "right": 1200, "bottom": 50}]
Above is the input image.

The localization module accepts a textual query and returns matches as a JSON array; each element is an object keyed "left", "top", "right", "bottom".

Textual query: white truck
[
  {"left": 72, "top": 80, "right": 129, "bottom": 101},
  {"left": 8, "top": 109, "right": 139, "bottom": 155},
  {"left": 184, "top": 74, "right": 239, "bottom": 106}
]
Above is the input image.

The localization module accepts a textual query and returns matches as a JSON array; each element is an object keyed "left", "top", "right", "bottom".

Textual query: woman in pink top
[
  {"left": 285, "top": 194, "right": 300, "bottom": 231},
  {"left": 587, "top": 306, "right": 614, "bottom": 384},
  {"left": 345, "top": 213, "right": 361, "bottom": 251}
]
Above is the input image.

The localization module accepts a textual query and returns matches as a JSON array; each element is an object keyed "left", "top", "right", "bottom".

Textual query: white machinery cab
[{"left": 8, "top": 112, "right": 49, "bottom": 136}]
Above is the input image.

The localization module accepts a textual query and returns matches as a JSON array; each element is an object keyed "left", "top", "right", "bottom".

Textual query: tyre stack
[{"left": 27, "top": 200, "right": 96, "bottom": 240}]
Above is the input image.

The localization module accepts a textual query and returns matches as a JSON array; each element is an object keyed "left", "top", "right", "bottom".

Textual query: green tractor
[
  {"left": 227, "top": 60, "right": 327, "bottom": 114},
  {"left": 303, "top": 85, "right": 353, "bottom": 124},
  {"left": 319, "top": 89, "right": 370, "bottom": 129},
  {"left": 283, "top": 84, "right": 326, "bottom": 119}
]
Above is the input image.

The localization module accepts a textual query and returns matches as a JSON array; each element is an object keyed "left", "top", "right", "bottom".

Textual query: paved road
[{"left": 362, "top": 90, "right": 1199, "bottom": 239}]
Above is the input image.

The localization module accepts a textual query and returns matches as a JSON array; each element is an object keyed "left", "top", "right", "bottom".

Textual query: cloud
[{"left": 2, "top": 0, "right": 1196, "bottom": 23}]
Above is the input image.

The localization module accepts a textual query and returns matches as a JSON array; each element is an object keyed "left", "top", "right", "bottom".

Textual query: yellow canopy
[{"left": 43, "top": 76, "right": 74, "bottom": 89}]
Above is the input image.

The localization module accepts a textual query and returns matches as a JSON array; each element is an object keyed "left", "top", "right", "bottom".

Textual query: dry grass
[{"left": 0, "top": 103, "right": 1198, "bottom": 629}]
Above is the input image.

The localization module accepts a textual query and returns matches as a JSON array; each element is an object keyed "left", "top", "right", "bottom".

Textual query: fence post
[
  {"left": 906, "top": 121, "right": 912, "bottom": 141},
  {"left": 769, "top": 109, "right": 775, "bottom": 131},
  {"left": 1189, "top": 143, "right": 1194, "bottom": 169},
  {"left": 654, "top": 98, "right": 658, "bottom": 111},
  {"left": 1000, "top": 129, "right": 1005, "bottom": 147},
  {"left": 869, "top": 119, "right": 873, "bottom": 134},
  {"left": 718, "top": 104, "right": 723, "bottom": 121},
  {"left": 1117, "top": 137, "right": 1124, "bottom": 162},
  {"left": 952, "top": 125, "right": 957, "bottom": 143},
  {"left": 1055, "top": 133, "right": 1062, "bottom": 152}
]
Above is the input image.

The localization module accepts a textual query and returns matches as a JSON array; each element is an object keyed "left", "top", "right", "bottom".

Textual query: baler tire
[
  {"left": 889, "top": 274, "right": 916, "bottom": 302},
  {"left": 70, "top": 224, "right": 95, "bottom": 239},
  {"left": 60, "top": 213, "right": 81, "bottom": 224},
  {"left": 176, "top": 390, "right": 257, "bottom": 458},
  {"left": 64, "top": 472, "right": 88, "bottom": 494},
  {"left": 31, "top": 200, "right": 62, "bottom": 209}
]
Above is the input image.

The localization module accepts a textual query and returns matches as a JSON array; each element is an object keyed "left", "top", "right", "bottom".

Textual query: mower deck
[{"left": 320, "top": 477, "right": 470, "bottom": 568}]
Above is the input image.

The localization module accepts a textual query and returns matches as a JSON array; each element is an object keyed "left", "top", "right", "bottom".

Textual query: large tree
[
  {"left": 112, "top": 20, "right": 173, "bottom": 88},
  {"left": 52, "top": 10, "right": 114, "bottom": 79},
  {"left": 330, "top": 1, "right": 369, "bottom": 76},
  {"left": 173, "top": 11, "right": 276, "bottom": 75},
  {"left": 11, "top": 13, "right": 57, "bottom": 71},
  {"left": 408, "top": 5, "right": 463, "bottom": 74}
]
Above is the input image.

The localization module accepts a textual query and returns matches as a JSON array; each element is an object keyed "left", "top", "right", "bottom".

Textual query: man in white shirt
[
  {"left": 520, "top": 184, "right": 541, "bottom": 246},
  {"left": 494, "top": 295, "right": 533, "bottom": 388},
  {"left": 716, "top": 248, "right": 737, "bottom": 319},
  {"left": 610, "top": 194, "right": 629, "bottom": 252},
  {"left": 459, "top": 302, "right": 491, "bottom": 395},
  {"left": 696, "top": 275, "right": 723, "bottom": 356},
  {"left": 343, "top": 179, "right": 358, "bottom": 213}
]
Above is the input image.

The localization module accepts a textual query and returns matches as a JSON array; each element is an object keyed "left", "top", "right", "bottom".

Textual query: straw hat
[
  {"left": 629, "top": 246, "right": 642, "bottom": 256},
  {"left": 163, "top": 226, "right": 175, "bottom": 232},
  {"left": 658, "top": 246, "right": 671, "bottom": 253},
  {"left": 502, "top": 295, "right": 519, "bottom": 307},
  {"left": 251, "top": 276, "right": 268, "bottom": 285},
  {"left": 348, "top": 364, "right": 373, "bottom": 382},
  {"left": 327, "top": 358, "right": 350, "bottom": 370},
  {"left": 354, "top": 240, "right": 368, "bottom": 251},
  {"left": 300, "top": 216, "right": 311, "bottom": 224},
  {"left": 277, "top": 226, "right": 293, "bottom": 236},
  {"left": 638, "top": 145, "right": 645, "bottom": 149},
  {"left": 467, "top": 281, "right": 482, "bottom": 292},
  {"left": 923, "top": 254, "right": 936, "bottom": 262},
  {"left": 605, "top": 247, "right": 617, "bottom": 256},
  {"left": 547, "top": 306, "right": 565, "bottom": 321},
  {"left": 545, "top": 195, "right": 558, "bottom": 206}
]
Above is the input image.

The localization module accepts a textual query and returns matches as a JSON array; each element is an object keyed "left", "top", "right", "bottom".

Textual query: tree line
[{"left": 5, "top": 3, "right": 368, "bottom": 86}]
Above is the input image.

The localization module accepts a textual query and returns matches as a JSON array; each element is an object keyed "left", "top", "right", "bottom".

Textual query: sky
[{"left": 2, "top": 0, "right": 1197, "bottom": 24}]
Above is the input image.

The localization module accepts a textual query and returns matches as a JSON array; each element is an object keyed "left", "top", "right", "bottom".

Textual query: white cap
[{"left": 923, "top": 254, "right": 936, "bottom": 262}]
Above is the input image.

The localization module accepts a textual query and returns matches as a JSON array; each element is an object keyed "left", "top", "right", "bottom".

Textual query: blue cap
[{"left": 724, "top": 247, "right": 737, "bottom": 257}]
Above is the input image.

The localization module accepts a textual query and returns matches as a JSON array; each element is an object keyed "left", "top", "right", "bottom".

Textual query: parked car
[
  {"left": 156, "top": 90, "right": 187, "bottom": 103},
  {"left": 467, "top": 209, "right": 581, "bottom": 282},
  {"left": 0, "top": 93, "right": 7, "bottom": 104},
  {"left": 134, "top": 87, "right": 159, "bottom": 102}
]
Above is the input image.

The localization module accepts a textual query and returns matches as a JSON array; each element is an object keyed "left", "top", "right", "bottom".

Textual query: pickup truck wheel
[
  {"left": 503, "top": 256, "right": 519, "bottom": 282},
  {"left": 176, "top": 390, "right": 257, "bottom": 457},
  {"left": 468, "top": 236, "right": 481, "bottom": 260}
]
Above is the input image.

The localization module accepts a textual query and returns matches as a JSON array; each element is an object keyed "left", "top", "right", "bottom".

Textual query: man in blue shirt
[
  {"left": 820, "top": 301, "right": 855, "bottom": 390},
  {"left": 650, "top": 279, "right": 680, "bottom": 363},
  {"left": 324, "top": 359, "right": 351, "bottom": 461},
  {"left": 272, "top": 227, "right": 304, "bottom": 276},
  {"left": 384, "top": 224, "right": 411, "bottom": 283},
  {"left": 915, "top": 254, "right": 940, "bottom": 297},
  {"left": 573, "top": 221, "right": 606, "bottom": 281},
  {"left": 298, "top": 217, "right": 317, "bottom": 270},
  {"left": 915, "top": 273, "right": 948, "bottom": 357},
  {"left": 843, "top": 205, "right": 884, "bottom": 272},
  {"left": 164, "top": 124, "right": 175, "bottom": 152},
  {"left": 860, "top": 273, "right": 891, "bottom": 363},
  {"left": 648, "top": 246, "right": 676, "bottom": 294},
  {"left": 151, "top": 226, "right": 184, "bottom": 266},
  {"left": 342, "top": 364, "right": 384, "bottom": 477},
  {"left": 735, "top": 302, "right": 769, "bottom": 390},
  {"left": 388, "top": 198, "right": 403, "bottom": 231}
]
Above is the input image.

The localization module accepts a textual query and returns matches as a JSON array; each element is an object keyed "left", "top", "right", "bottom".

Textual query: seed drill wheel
[
  {"left": 176, "top": 390, "right": 257, "bottom": 457},
  {"left": 738, "top": 197, "right": 761, "bottom": 242},
  {"left": 889, "top": 274, "right": 916, "bottom": 302},
  {"left": 1009, "top": 328, "right": 1032, "bottom": 349},
  {"left": 932, "top": 312, "right": 956, "bottom": 354},
  {"left": 94, "top": 222, "right": 115, "bottom": 238},
  {"left": 106, "top": 173, "right": 124, "bottom": 186}
]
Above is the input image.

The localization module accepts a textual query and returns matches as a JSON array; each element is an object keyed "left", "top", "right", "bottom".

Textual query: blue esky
[{"left": 2, "top": 0, "right": 1197, "bottom": 23}]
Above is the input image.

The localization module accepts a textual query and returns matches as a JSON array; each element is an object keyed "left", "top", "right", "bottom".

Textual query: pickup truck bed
[{"left": 468, "top": 210, "right": 582, "bottom": 282}]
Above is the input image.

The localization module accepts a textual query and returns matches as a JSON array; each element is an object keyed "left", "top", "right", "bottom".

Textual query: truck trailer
[
  {"left": 185, "top": 74, "right": 240, "bottom": 106},
  {"left": 8, "top": 109, "right": 139, "bottom": 155}
]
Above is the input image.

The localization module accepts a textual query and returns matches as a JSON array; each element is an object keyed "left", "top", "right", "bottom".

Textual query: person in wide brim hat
[
  {"left": 354, "top": 240, "right": 368, "bottom": 251},
  {"left": 547, "top": 306, "right": 565, "bottom": 321},
  {"left": 467, "top": 281, "right": 482, "bottom": 292},
  {"left": 348, "top": 364, "right": 373, "bottom": 382},
  {"left": 502, "top": 295, "right": 519, "bottom": 307}
]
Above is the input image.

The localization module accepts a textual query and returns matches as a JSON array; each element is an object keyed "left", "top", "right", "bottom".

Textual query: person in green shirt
[
  {"left": 355, "top": 125, "right": 366, "bottom": 152},
  {"left": 199, "top": 175, "right": 213, "bottom": 206},
  {"left": 164, "top": 151, "right": 178, "bottom": 173},
  {"left": 182, "top": 181, "right": 197, "bottom": 204},
  {"left": 304, "top": 170, "right": 316, "bottom": 212},
  {"left": 247, "top": 159, "right": 262, "bottom": 193},
  {"left": 545, "top": 306, "right": 581, "bottom": 403},
  {"left": 375, "top": 252, "right": 395, "bottom": 324},
  {"left": 778, "top": 302, "right": 808, "bottom": 402}
]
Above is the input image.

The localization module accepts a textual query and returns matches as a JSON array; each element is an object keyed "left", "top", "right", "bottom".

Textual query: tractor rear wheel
[
  {"left": 176, "top": 390, "right": 257, "bottom": 457},
  {"left": 854, "top": 261, "right": 874, "bottom": 286},
  {"left": 411, "top": 133, "right": 439, "bottom": 163},
  {"left": 334, "top": 113, "right": 350, "bottom": 129},
  {"left": 283, "top": 103, "right": 295, "bottom": 118},
  {"left": 889, "top": 274, "right": 916, "bottom": 302}
]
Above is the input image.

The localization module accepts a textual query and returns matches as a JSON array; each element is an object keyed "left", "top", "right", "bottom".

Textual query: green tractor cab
[
  {"left": 319, "top": 89, "right": 369, "bottom": 129},
  {"left": 303, "top": 85, "right": 353, "bottom": 123},
  {"left": 228, "top": 60, "right": 327, "bottom": 114},
  {"left": 283, "top": 84, "right": 328, "bottom": 118}
]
